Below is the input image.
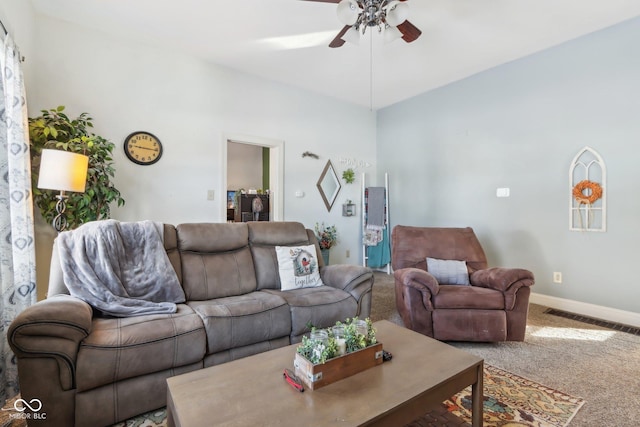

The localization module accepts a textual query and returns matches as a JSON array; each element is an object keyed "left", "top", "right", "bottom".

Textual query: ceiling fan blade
[
  {"left": 397, "top": 20, "right": 422, "bottom": 43},
  {"left": 300, "top": 0, "right": 341, "bottom": 3},
  {"left": 329, "top": 25, "right": 350, "bottom": 48}
]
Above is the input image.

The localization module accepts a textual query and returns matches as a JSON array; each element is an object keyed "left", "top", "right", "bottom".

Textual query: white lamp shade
[
  {"left": 337, "top": 0, "right": 359, "bottom": 26},
  {"left": 386, "top": 1, "right": 409, "bottom": 27},
  {"left": 38, "top": 149, "right": 89, "bottom": 193},
  {"left": 343, "top": 26, "right": 361, "bottom": 45},
  {"left": 384, "top": 25, "right": 403, "bottom": 43}
]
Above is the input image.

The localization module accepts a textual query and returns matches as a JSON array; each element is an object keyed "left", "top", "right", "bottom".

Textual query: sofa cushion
[
  {"left": 75, "top": 304, "right": 205, "bottom": 392},
  {"left": 432, "top": 285, "right": 505, "bottom": 310},
  {"left": 189, "top": 292, "right": 291, "bottom": 354},
  {"left": 248, "top": 222, "right": 312, "bottom": 290},
  {"left": 264, "top": 286, "right": 357, "bottom": 338},
  {"left": 177, "top": 223, "right": 258, "bottom": 300},
  {"left": 275, "top": 245, "right": 324, "bottom": 291}
]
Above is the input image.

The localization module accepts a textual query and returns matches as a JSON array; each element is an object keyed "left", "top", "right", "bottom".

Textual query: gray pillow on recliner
[{"left": 426, "top": 257, "right": 470, "bottom": 285}]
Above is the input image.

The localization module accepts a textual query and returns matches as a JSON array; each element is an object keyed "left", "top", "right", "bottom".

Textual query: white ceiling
[{"left": 31, "top": 0, "right": 640, "bottom": 110}]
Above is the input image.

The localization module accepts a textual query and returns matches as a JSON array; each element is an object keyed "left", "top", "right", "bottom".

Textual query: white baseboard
[{"left": 530, "top": 292, "right": 640, "bottom": 328}]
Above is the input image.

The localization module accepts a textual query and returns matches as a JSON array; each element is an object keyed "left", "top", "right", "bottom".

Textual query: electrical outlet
[
  {"left": 207, "top": 190, "right": 215, "bottom": 201},
  {"left": 553, "top": 272, "right": 562, "bottom": 284},
  {"left": 346, "top": 250, "right": 350, "bottom": 258}
]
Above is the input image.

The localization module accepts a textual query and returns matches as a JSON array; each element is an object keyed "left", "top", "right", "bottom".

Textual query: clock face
[{"left": 124, "top": 131, "right": 163, "bottom": 165}]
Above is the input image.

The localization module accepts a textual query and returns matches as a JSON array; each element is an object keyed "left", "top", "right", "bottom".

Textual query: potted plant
[
  {"left": 29, "top": 106, "right": 125, "bottom": 229},
  {"left": 342, "top": 168, "right": 355, "bottom": 184},
  {"left": 314, "top": 222, "right": 337, "bottom": 265}
]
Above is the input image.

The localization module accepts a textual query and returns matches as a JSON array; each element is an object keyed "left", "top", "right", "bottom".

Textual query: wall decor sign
[{"left": 569, "top": 146, "right": 606, "bottom": 232}]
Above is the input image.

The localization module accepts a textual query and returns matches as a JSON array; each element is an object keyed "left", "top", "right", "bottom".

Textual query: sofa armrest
[
  {"left": 321, "top": 264, "right": 373, "bottom": 304},
  {"left": 470, "top": 267, "right": 534, "bottom": 310},
  {"left": 8, "top": 295, "right": 93, "bottom": 390}
]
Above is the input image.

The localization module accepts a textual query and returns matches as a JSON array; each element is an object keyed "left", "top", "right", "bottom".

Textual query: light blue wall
[{"left": 377, "top": 17, "right": 640, "bottom": 314}]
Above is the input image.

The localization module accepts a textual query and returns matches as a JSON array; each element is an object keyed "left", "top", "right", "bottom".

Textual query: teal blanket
[{"left": 367, "top": 228, "right": 390, "bottom": 268}]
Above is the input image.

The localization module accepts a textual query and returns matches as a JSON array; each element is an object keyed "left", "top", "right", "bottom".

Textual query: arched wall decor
[{"left": 569, "top": 146, "right": 606, "bottom": 232}]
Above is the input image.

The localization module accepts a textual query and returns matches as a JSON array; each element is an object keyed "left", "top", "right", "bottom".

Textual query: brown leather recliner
[{"left": 392, "top": 226, "right": 534, "bottom": 342}]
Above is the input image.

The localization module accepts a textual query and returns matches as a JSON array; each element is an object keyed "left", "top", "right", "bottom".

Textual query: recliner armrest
[
  {"left": 394, "top": 267, "right": 440, "bottom": 295},
  {"left": 470, "top": 267, "right": 534, "bottom": 310},
  {"left": 470, "top": 267, "right": 534, "bottom": 292},
  {"left": 8, "top": 295, "right": 93, "bottom": 390}
]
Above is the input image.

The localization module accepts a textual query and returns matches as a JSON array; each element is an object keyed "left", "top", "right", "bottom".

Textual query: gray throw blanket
[
  {"left": 366, "top": 187, "right": 386, "bottom": 229},
  {"left": 56, "top": 220, "right": 185, "bottom": 317}
]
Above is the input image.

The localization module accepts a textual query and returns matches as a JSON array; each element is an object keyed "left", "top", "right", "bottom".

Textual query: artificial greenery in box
[
  {"left": 296, "top": 318, "right": 376, "bottom": 365},
  {"left": 29, "top": 106, "right": 125, "bottom": 229}
]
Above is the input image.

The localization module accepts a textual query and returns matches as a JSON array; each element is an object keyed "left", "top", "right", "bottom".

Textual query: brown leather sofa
[
  {"left": 8, "top": 221, "right": 373, "bottom": 427},
  {"left": 392, "top": 225, "right": 534, "bottom": 342}
]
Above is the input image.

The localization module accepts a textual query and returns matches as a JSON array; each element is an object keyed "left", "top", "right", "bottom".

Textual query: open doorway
[{"left": 221, "top": 133, "right": 284, "bottom": 222}]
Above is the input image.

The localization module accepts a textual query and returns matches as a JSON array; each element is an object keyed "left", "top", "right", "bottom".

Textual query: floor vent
[{"left": 543, "top": 308, "right": 640, "bottom": 336}]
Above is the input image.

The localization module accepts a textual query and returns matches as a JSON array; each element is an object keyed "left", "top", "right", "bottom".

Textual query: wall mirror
[{"left": 316, "top": 160, "right": 341, "bottom": 211}]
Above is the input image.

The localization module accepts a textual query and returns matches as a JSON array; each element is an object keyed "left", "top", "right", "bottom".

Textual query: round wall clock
[{"left": 124, "top": 131, "right": 163, "bottom": 165}]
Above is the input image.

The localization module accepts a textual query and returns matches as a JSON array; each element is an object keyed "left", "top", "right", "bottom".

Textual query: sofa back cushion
[
  {"left": 47, "top": 223, "right": 181, "bottom": 298},
  {"left": 163, "top": 224, "right": 182, "bottom": 284},
  {"left": 247, "top": 222, "right": 313, "bottom": 290},
  {"left": 177, "top": 223, "right": 257, "bottom": 300}
]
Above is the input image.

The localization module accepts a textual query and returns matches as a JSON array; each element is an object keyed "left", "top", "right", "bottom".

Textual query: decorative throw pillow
[
  {"left": 426, "top": 257, "right": 470, "bottom": 285},
  {"left": 275, "top": 245, "right": 325, "bottom": 291}
]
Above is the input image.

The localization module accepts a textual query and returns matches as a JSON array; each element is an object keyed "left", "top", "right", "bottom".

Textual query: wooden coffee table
[{"left": 167, "top": 320, "right": 483, "bottom": 426}]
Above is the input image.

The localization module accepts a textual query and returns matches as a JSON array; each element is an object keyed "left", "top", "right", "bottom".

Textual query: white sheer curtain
[{"left": 0, "top": 33, "right": 36, "bottom": 405}]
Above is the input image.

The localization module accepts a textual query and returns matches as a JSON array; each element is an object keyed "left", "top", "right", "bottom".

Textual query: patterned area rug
[
  {"left": 0, "top": 364, "right": 584, "bottom": 427},
  {"left": 438, "top": 365, "right": 584, "bottom": 427}
]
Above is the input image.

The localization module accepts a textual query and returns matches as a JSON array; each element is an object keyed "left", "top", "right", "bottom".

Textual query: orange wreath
[{"left": 572, "top": 180, "right": 603, "bottom": 204}]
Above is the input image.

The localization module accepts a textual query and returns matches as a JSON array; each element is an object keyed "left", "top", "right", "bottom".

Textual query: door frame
[{"left": 221, "top": 133, "right": 284, "bottom": 221}]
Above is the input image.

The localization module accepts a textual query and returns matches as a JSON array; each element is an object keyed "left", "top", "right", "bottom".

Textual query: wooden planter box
[{"left": 293, "top": 342, "right": 384, "bottom": 390}]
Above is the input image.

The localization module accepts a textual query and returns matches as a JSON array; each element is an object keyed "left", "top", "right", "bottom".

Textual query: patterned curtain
[{"left": 0, "top": 34, "right": 36, "bottom": 405}]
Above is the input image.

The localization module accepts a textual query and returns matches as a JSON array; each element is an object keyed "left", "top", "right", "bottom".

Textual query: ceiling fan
[{"left": 302, "top": 0, "right": 422, "bottom": 48}]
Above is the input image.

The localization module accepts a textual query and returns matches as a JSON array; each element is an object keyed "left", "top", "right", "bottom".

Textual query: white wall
[
  {"left": 26, "top": 14, "right": 375, "bottom": 274},
  {"left": 377, "top": 18, "right": 640, "bottom": 315},
  {"left": 0, "top": 0, "right": 36, "bottom": 96}
]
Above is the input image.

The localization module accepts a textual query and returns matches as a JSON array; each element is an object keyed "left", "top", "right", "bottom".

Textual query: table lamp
[{"left": 37, "top": 149, "right": 89, "bottom": 232}]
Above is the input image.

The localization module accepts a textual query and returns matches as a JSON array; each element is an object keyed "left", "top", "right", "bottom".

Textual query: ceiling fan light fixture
[
  {"left": 385, "top": 1, "right": 409, "bottom": 27},
  {"left": 383, "top": 25, "right": 403, "bottom": 43},
  {"left": 337, "top": 0, "right": 360, "bottom": 26},
  {"left": 343, "top": 26, "right": 361, "bottom": 45}
]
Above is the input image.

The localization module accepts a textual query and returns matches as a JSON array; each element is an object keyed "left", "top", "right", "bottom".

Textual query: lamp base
[{"left": 52, "top": 191, "right": 68, "bottom": 232}]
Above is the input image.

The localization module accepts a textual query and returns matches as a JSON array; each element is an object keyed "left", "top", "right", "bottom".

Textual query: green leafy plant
[
  {"left": 296, "top": 327, "right": 339, "bottom": 365},
  {"left": 29, "top": 106, "right": 125, "bottom": 229},
  {"left": 314, "top": 222, "right": 338, "bottom": 250},
  {"left": 342, "top": 168, "right": 355, "bottom": 184},
  {"left": 296, "top": 318, "right": 376, "bottom": 365}
]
